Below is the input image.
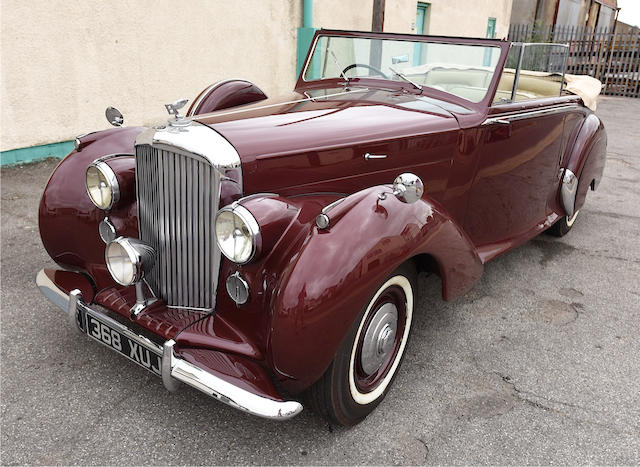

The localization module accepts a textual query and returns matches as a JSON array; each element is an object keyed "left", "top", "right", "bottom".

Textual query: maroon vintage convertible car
[{"left": 36, "top": 30, "right": 606, "bottom": 426}]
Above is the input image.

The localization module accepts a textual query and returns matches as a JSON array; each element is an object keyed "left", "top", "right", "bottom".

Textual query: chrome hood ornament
[{"left": 165, "top": 98, "right": 190, "bottom": 127}]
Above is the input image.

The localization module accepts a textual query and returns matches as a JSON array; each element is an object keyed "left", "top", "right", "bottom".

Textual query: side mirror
[
  {"left": 393, "top": 173, "right": 424, "bottom": 204},
  {"left": 392, "top": 54, "right": 410, "bottom": 64},
  {"left": 105, "top": 107, "right": 124, "bottom": 127}
]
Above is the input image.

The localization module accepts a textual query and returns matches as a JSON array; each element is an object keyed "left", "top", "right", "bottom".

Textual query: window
[
  {"left": 597, "top": 5, "right": 614, "bottom": 30},
  {"left": 305, "top": 35, "right": 501, "bottom": 103},
  {"left": 484, "top": 18, "right": 497, "bottom": 66},
  {"left": 494, "top": 43, "right": 568, "bottom": 104},
  {"left": 556, "top": 0, "right": 581, "bottom": 27},
  {"left": 413, "top": 3, "right": 430, "bottom": 66},
  {"left": 486, "top": 18, "right": 497, "bottom": 39}
]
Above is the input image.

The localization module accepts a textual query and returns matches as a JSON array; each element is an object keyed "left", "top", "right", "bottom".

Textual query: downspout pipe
[
  {"left": 297, "top": 0, "right": 317, "bottom": 76},
  {"left": 303, "top": 0, "right": 313, "bottom": 28}
]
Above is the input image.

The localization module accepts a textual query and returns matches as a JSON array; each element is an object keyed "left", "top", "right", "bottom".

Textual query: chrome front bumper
[{"left": 35, "top": 269, "right": 302, "bottom": 420}]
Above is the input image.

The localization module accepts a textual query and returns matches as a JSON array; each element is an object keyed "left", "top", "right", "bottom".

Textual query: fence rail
[{"left": 509, "top": 24, "right": 640, "bottom": 98}]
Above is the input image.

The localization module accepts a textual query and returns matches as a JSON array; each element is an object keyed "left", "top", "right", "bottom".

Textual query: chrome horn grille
[{"left": 135, "top": 144, "right": 219, "bottom": 310}]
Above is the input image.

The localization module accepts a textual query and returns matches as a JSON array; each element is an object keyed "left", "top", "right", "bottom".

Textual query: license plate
[{"left": 84, "top": 310, "right": 162, "bottom": 376}]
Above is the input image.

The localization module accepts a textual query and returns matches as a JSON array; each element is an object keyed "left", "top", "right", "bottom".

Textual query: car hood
[
  {"left": 196, "top": 88, "right": 464, "bottom": 157},
  {"left": 195, "top": 87, "right": 467, "bottom": 193}
]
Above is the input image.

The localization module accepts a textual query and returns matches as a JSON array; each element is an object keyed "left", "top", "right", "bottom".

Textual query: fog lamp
[{"left": 105, "top": 237, "right": 155, "bottom": 286}]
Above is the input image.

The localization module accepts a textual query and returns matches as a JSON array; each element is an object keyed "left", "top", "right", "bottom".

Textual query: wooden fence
[{"left": 509, "top": 24, "right": 640, "bottom": 98}]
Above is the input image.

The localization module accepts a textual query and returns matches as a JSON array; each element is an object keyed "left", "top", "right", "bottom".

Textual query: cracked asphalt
[{"left": 2, "top": 97, "right": 639, "bottom": 465}]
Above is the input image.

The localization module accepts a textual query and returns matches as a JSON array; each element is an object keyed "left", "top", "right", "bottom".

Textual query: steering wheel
[{"left": 342, "top": 63, "right": 389, "bottom": 79}]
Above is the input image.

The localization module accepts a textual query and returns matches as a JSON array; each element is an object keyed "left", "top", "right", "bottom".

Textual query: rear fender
[
  {"left": 187, "top": 79, "right": 268, "bottom": 116},
  {"left": 563, "top": 113, "right": 607, "bottom": 215},
  {"left": 267, "top": 187, "right": 483, "bottom": 392}
]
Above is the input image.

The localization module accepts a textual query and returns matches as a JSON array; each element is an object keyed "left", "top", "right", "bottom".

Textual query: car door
[{"left": 463, "top": 101, "right": 568, "bottom": 249}]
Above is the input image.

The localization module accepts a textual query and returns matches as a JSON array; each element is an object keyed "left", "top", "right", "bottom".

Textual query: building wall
[
  {"left": 314, "top": 0, "right": 375, "bottom": 30},
  {"left": 510, "top": 0, "right": 618, "bottom": 28},
  {"left": 1, "top": 1, "right": 300, "bottom": 151},
  {"left": 1, "top": 0, "right": 511, "bottom": 153},
  {"left": 384, "top": 0, "right": 512, "bottom": 38},
  {"left": 510, "top": 0, "right": 539, "bottom": 24}
]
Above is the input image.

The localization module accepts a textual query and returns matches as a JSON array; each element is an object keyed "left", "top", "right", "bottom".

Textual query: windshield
[{"left": 304, "top": 35, "right": 502, "bottom": 103}]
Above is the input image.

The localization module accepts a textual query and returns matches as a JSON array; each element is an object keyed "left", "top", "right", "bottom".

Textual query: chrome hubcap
[{"left": 360, "top": 303, "right": 398, "bottom": 375}]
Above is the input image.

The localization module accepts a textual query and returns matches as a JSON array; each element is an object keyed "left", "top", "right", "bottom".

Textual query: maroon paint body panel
[
  {"left": 565, "top": 113, "right": 607, "bottom": 210},
  {"left": 39, "top": 127, "right": 143, "bottom": 291},
  {"left": 187, "top": 79, "right": 268, "bottom": 116},
  {"left": 262, "top": 189, "right": 483, "bottom": 391},
  {"left": 38, "top": 30, "right": 607, "bottom": 400},
  {"left": 197, "top": 89, "right": 459, "bottom": 203}
]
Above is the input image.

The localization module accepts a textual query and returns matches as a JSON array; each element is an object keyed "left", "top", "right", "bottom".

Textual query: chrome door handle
[
  {"left": 364, "top": 153, "right": 388, "bottom": 160},
  {"left": 482, "top": 117, "right": 511, "bottom": 126}
]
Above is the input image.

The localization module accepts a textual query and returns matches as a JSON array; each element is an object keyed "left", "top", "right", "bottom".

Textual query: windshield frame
[{"left": 295, "top": 29, "right": 511, "bottom": 109}]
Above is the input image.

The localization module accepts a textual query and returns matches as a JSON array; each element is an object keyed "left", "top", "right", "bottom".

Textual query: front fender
[
  {"left": 38, "top": 126, "right": 145, "bottom": 291},
  {"left": 267, "top": 187, "right": 483, "bottom": 392}
]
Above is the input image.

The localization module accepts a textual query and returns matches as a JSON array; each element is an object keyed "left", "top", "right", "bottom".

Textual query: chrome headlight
[
  {"left": 215, "top": 205, "right": 261, "bottom": 264},
  {"left": 85, "top": 161, "right": 119, "bottom": 210},
  {"left": 105, "top": 237, "right": 155, "bottom": 286}
]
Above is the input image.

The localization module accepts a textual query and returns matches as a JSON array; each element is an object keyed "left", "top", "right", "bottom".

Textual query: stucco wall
[
  {"left": 1, "top": 0, "right": 512, "bottom": 152},
  {"left": 384, "top": 0, "right": 512, "bottom": 38},
  {"left": 1, "top": 1, "right": 302, "bottom": 151},
  {"left": 314, "top": 0, "right": 375, "bottom": 30},
  {"left": 510, "top": 0, "right": 539, "bottom": 24}
]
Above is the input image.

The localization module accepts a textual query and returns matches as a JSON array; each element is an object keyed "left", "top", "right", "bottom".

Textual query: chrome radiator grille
[{"left": 135, "top": 144, "right": 219, "bottom": 309}]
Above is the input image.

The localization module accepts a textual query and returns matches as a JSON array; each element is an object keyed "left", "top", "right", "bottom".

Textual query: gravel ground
[{"left": 1, "top": 97, "right": 639, "bottom": 465}]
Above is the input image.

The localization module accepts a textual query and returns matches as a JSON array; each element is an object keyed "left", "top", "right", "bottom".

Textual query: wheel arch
[
  {"left": 562, "top": 112, "right": 607, "bottom": 215},
  {"left": 265, "top": 187, "right": 483, "bottom": 393}
]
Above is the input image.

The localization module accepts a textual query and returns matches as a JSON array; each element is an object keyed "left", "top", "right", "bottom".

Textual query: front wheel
[
  {"left": 547, "top": 210, "right": 580, "bottom": 237},
  {"left": 306, "top": 262, "right": 416, "bottom": 426}
]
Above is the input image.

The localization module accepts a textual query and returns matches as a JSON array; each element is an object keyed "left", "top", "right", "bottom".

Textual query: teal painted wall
[
  {"left": 1, "top": 141, "right": 73, "bottom": 166},
  {"left": 297, "top": 27, "right": 318, "bottom": 76}
]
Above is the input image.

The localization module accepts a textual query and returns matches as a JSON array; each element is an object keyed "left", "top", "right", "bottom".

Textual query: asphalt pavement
[{"left": 1, "top": 97, "right": 639, "bottom": 465}]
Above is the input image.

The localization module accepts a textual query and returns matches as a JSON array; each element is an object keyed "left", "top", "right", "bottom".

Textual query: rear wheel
[
  {"left": 306, "top": 262, "right": 416, "bottom": 426},
  {"left": 548, "top": 210, "right": 579, "bottom": 237}
]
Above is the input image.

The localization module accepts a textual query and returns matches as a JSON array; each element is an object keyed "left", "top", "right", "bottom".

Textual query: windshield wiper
[
  {"left": 329, "top": 50, "right": 350, "bottom": 84},
  {"left": 389, "top": 65, "right": 422, "bottom": 91}
]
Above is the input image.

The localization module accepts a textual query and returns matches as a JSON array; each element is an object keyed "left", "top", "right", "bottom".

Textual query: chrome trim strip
[
  {"left": 95, "top": 153, "right": 135, "bottom": 162},
  {"left": 86, "top": 160, "right": 120, "bottom": 210},
  {"left": 162, "top": 340, "right": 181, "bottom": 392},
  {"left": 35, "top": 269, "right": 69, "bottom": 313},
  {"left": 300, "top": 35, "right": 321, "bottom": 82},
  {"left": 561, "top": 168, "right": 578, "bottom": 218},
  {"left": 482, "top": 105, "right": 578, "bottom": 125},
  {"left": 236, "top": 192, "right": 278, "bottom": 204},
  {"left": 511, "top": 44, "right": 526, "bottom": 102},
  {"left": 136, "top": 122, "right": 241, "bottom": 172},
  {"left": 166, "top": 305, "right": 212, "bottom": 313},
  {"left": 36, "top": 271, "right": 303, "bottom": 420},
  {"left": 192, "top": 88, "right": 368, "bottom": 121},
  {"left": 321, "top": 197, "right": 345, "bottom": 215},
  {"left": 166, "top": 346, "right": 303, "bottom": 420}
]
